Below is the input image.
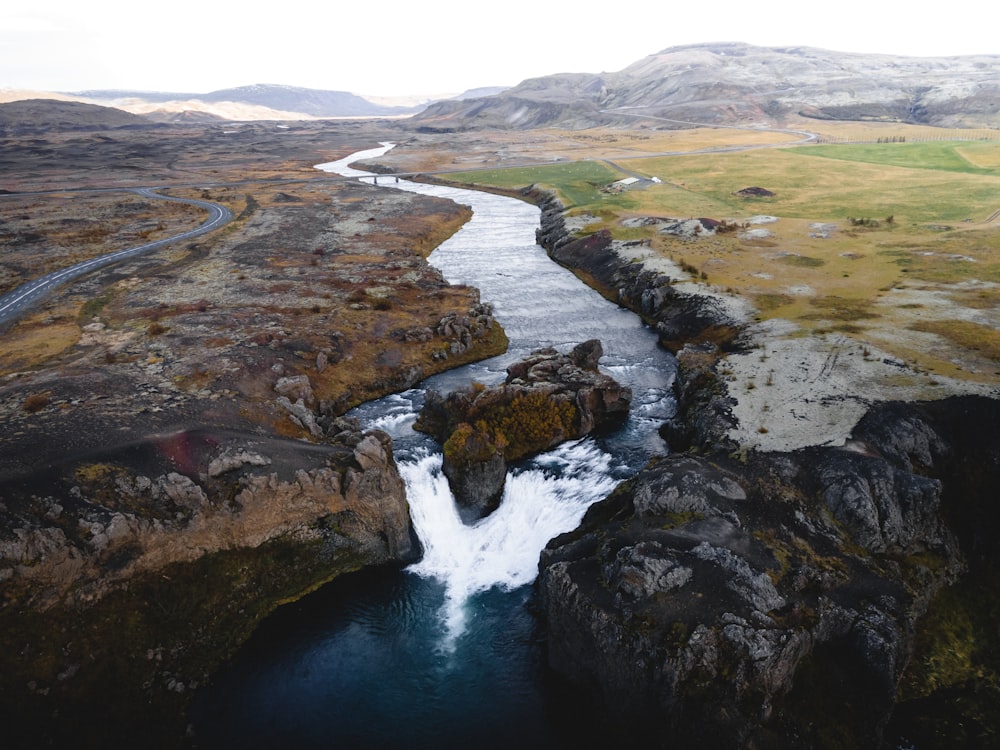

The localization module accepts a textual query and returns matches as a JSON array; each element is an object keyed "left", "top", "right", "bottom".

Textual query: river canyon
[{"left": 189, "top": 145, "right": 677, "bottom": 747}]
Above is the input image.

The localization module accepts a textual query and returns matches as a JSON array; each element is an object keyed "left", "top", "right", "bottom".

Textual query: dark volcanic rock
[
  {"left": 442, "top": 449, "right": 508, "bottom": 520},
  {"left": 537, "top": 397, "right": 1000, "bottom": 746},
  {"left": 534, "top": 190, "right": 744, "bottom": 455},
  {"left": 416, "top": 339, "right": 631, "bottom": 515},
  {"left": 534, "top": 191, "right": 746, "bottom": 357},
  {"left": 0, "top": 420, "right": 418, "bottom": 611},
  {"left": 734, "top": 186, "right": 775, "bottom": 198},
  {"left": 525, "top": 186, "right": 1000, "bottom": 745},
  {"left": 0, "top": 417, "right": 418, "bottom": 747}
]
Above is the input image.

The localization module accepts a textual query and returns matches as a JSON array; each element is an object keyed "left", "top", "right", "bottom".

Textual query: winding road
[{"left": 0, "top": 188, "right": 232, "bottom": 327}]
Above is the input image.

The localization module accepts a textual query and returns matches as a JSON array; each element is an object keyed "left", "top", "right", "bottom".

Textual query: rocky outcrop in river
[{"left": 415, "top": 339, "right": 631, "bottom": 515}]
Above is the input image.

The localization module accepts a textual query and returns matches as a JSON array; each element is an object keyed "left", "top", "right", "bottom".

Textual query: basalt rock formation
[
  {"left": 415, "top": 339, "right": 631, "bottom": 516},
  {"left": 538, "top": 396, "right": 1000, "bottom": 746},
  {"left": 535, "top": 189, "right": 744, "bottom": 454},
  {"left": 0, "top": 419, "right": 415, "bottom": 612},
  {"left": 529, "top": 190, "right": 1000, "bottom": 746},
  {"left": 535, "top": 190, "right": 745, "bottom": 357},
  {"left": 0, "top": 417, "right": 418, "bottom": 747}
]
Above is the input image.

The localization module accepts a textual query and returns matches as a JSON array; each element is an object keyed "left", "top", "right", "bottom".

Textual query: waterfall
[
  {"left": 317, "top": 143, "right": 672, "bottom": 647},
  {"left": 401, "top": 441, "right": 622, "bottom": 649},
  {"left": 192, "top": 145, "right": 676, "bottom": 747}
]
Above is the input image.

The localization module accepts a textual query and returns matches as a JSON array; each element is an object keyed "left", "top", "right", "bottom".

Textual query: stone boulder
[{"left": 416, "top": 339, "right": 631, "bottom": 516}]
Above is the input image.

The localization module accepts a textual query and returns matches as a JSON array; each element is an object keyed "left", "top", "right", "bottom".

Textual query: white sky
[{"left": 1, "top": 1, "right": 996, "bottom": 96}]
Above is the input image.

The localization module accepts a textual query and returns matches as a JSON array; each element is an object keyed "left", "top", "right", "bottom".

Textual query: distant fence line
[{"left": 814, "top": 129, "right": 1000, "bottom": 144}]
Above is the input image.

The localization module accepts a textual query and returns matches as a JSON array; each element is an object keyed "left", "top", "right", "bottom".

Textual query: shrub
[
  {"left": 22, "top": 392, "right": 51, "bottom": 413},
  {"left": 443, "top": 422, "right": 506, "bottom": 464},
  {"left": 482, "top": 390, "right": 577, "bottom": 460},
  {"left": 439, "top": 388, "right": 580, "bottom": 464}
]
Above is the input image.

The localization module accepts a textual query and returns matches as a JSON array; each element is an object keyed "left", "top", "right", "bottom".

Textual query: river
[{"left": 188, "top": 145, "right": 677, "bottom": 748}]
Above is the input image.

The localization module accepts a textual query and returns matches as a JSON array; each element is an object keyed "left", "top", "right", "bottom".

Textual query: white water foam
[
  {"left": 357, "top": 392, "right": 419, "bottom": 438},
  {"left": 400, "top": 440, "right": 620, "bottom": 650}
]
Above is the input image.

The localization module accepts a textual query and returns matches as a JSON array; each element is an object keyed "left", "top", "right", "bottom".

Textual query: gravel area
[{"left": 722, "top": 319, "right": 998, "bottom": 451}]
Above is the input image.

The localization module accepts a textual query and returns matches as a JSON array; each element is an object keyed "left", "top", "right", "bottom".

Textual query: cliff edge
[{"left": 531, "top": 190, "right": 1000, "bottom": 746}]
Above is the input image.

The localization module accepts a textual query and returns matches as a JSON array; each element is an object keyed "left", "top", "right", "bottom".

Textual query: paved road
[{"left": 0, "top": 188, "right": 232, "bottom": 327}]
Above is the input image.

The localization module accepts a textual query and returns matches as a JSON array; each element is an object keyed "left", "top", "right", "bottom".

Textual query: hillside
[
  {"left": 410, "top": 42, "right": 1000, "bottom": 131},
  {"left": 0, "top": 84, "right": 510, "bottom": 122},
  {"left": 72, "top": 83, "right": 425, "bottom": 119},
  {"left": 0, "top": 99, "right": 148, "bottom": 134}
]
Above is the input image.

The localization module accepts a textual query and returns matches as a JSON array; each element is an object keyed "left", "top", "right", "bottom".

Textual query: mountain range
[
  {"left": 0, "top": 83, "right": 510, "bottom": 125},
  {"left": 70, "top": 83, "right": 435, "bottom": 120},
  {"left": 2, "top": 42, "right": 997, "bottom": 130},
  {"left": 413, "top": 42, "right": 1000, "bottom": 130}
]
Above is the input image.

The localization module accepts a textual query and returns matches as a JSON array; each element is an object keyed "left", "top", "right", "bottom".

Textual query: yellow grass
[
  {"left": 911, "top": 320, "right": 1000, "bottom": 363},
  {"left": 619, "top": 148, "right": 1000, "bottom": 226},
  {"left": 956, "top": 144, "right": 1000, "bottom": 170},
  {"left": 0, "top": 321, "right": 80, "bottom": 374},
  {"left": 427, "top": 123, "right": 1000, "bottom": 382},
  {"left": 547, "top": 127, "right": 796, "bottom": 154}
]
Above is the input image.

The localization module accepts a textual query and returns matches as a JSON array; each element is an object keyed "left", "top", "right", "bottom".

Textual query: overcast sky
[{"left": 1, "top": 1, "right": 996, "bottom": 96}]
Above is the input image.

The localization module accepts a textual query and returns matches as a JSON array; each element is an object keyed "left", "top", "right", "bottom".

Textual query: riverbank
[
  {"left": 526, "top": 188, "right": 1000, "bottom": 745},
  {"left": 0, "top": 146, "right": 509, "bottom": 747},
  {"left": 531, "top": 189, "right": 1000, "bottom": 453}
]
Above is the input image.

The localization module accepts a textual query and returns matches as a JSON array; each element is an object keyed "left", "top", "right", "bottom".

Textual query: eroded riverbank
[
  {"left": 0, "top": 144, "right": 508, "bottom": 748},
  {"left": 187, "top": 145, "right": 680, "bottom": 748},
  {"left": 525, "top": 188, "right": 1000, "bottom": 746}
]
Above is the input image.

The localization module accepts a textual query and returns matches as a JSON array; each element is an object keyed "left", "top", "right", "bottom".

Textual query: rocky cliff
[
  {"left": 0, "top": 417, "right": 419, "bottom": 747},
  {"left": 539, "top": 397, "right": 1000, "bottom": 746},
  {"left": 0, "top": 170, "right": 509, "bottom": 748},
  {"left": 531, "top": 191, "right": 1000, "bottom": 746},
  {"left": 0, "top": 419, "right": 415, "bottom": 612}
]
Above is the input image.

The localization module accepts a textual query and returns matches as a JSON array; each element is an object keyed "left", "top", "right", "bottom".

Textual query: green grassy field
[
  {"left": 443, "top": 139, "right": 1000, "bottom": 380},
  {"left": 451, "top": 160, "right": 626, "bottom": 209},
  {"left": 450, "top": 141, "right": 1000, "bottom": 226},
  {"left": 793, "top": 141, "right": 1000, "bottom": 175}
]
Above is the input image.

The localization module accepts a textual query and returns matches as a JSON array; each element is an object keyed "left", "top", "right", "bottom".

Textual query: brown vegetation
[{"left": 443, "top": 389, "right": 578, "bottom": 464}]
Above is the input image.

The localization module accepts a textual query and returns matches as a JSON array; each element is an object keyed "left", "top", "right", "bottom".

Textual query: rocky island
[{"left": 415, "top": 339, "right": 630, "bottom": 516}]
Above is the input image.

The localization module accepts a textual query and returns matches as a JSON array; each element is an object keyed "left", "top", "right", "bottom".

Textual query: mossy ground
[
  {"left": 888, "top": 572, "right": 1000, "bottom": 748},
  {"left": 439, "top": 386, "right": 578, "bottom": 464}
]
